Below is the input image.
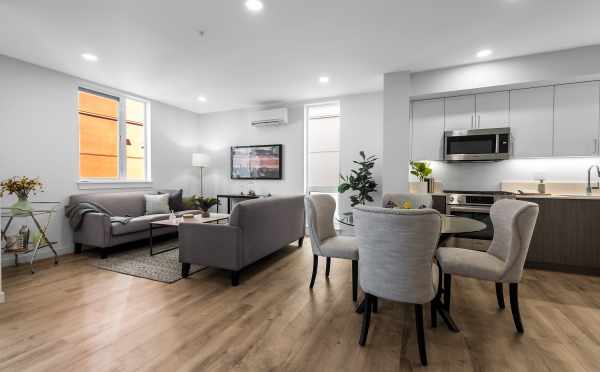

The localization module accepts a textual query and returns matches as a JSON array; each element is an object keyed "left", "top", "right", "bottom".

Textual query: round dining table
[{"left": 337, "top": 212, "right": 486, "bottom": 333}]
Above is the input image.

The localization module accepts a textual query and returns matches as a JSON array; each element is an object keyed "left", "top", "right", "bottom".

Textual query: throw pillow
[
  {"left": 384, "top": 200, "right": 397, "bottom": 209},
  {"left": 158, "top": 189, "right": 184, "bottom": 211},
  {"left": 145, "top": 194, "right": 170, "bottom": 215}
]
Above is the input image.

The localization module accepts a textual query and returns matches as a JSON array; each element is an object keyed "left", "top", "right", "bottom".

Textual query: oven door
[
  {"left": 448, "top": 210, "right": 494, "bottom": 240},
  {"left": 444, "top": 128, "right": 510, "bottom": 161}
]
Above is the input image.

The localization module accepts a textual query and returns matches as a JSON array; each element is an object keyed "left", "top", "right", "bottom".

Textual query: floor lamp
[{"left": 192, "top": 153, "right": 210, "bottom": 196}]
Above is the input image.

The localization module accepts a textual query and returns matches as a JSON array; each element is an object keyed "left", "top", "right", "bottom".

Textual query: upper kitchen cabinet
[
  {"left": 509, "top": 86, "right": 554, "bottom": 157},
  {"left": 444, "top": 95, "right": 475, "bottom": 131},
  {"left": 475, "top": 91, "right": 509, "bottom": 129},
  {"left": 554, "top": 82, "right": 600, "bottom": 157},
  {"left": 411, "top": 99, "right": 444, "bottom": 161}
]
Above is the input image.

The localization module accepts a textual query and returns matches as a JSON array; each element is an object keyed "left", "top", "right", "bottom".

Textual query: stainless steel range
[{"left": 444, "top": 190, "right": 515, "bottom": 240}]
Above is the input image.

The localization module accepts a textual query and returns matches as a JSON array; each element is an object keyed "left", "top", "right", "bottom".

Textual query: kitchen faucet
[{"left": 586, "top": 165, "right": 600, "bottom": 194}]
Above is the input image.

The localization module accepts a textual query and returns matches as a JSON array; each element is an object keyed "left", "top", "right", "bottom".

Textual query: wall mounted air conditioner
[{"left": 250, "top": 108, "right": 288, "bottom": 127}]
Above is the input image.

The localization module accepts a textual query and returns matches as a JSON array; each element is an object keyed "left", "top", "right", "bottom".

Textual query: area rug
[{"left": 89, "top": 240, "right": 206, "bottom": 283}]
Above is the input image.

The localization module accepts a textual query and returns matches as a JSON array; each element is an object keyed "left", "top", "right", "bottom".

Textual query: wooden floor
[{"left": 2, "top": 239, "right": 600, "bottom": 372}]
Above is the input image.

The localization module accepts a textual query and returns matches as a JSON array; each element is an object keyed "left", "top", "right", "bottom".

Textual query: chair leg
[
  {"left": 298, "top": 236, "right": 304, "bottom": 247},
  {"left": 181, "top": 263, "right": 191, "bottom": 278},
  {"left": 325, "top": 257, "right": 331, "bottom": 278},
  {"left": 352, "top": 260, "right": 358, "bottom": 302},
  {"left": 509, "top": 283, "right": 524, "bottom": 333},
  {"left": 359, "top": 293, "right": 372, "bottom": 346},
  {"left": 372, "top": 296, "right": 378, "bottom": 313},
  {"left": 496, "top": 282, "right": 505, "bottom": 309},
  {"left": 415, "top": 304, "right": 428, "bottom": 366},
  {"left": 309, "top": 255, "right": 318, "bottom": 289},
  {"left": 231, "top": 270, "right": 240, "bottom": 286},
  {"left": 74, "top": 243, "right": 82, "bottom": 254},
  {"left": 443, "top": 273, "right": 452, "bottom": 311}
]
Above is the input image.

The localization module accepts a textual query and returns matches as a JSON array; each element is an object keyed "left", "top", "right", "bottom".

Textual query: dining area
[{"left": 304, "top": 193, "right": 539, "bottom": 366}]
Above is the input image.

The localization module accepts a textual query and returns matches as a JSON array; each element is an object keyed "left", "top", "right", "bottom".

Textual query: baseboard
[{"left": 1, "top": 244, "right": 73, "bottom": 267}]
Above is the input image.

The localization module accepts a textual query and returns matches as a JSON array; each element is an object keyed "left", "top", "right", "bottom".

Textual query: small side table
[
  {"left": 216, "top": 194, "right": 265, "bottom": 213},
  {"left": 1, "top": 202, "right": 60, "bottom": 273}
]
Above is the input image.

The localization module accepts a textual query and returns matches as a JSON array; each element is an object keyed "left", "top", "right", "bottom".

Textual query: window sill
[{"left": 77, "top": 180, "right": 154, "bottom": 190}]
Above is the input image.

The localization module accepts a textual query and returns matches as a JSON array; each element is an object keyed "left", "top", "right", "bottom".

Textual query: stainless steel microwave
[{"left": 444, "top": 127, "right": 511, "bottom": 161}]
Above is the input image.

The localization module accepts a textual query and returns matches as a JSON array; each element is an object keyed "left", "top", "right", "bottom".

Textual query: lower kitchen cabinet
[{"left": 521, "top": 197, "right": 600, "bottom": 275}]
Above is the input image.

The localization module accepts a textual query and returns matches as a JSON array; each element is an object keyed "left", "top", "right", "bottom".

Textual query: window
[
  {"left": 305, "top": 102, "right": 341, "bottom": 215},
  {"left": 78, "top": 88, "right": 149, "bottom": 181}
]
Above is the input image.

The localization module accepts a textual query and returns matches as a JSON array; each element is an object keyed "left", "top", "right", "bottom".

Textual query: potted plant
[
  {"left": 0, "top": 176, "right": 43, "bottom": 216},
  {"left": 409, "top": 161, "right": 432, "bottom": 194},
  {"left": 338, "top": 151, "right": 378, "bottom": 207},
  {"left": 192, "top": 196, "right": 220, "bottom": 218}
]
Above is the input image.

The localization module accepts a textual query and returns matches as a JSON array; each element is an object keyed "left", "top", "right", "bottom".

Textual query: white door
[
  {"left": 444, "top": 95, "right": 475, "bottom": 131},
  {"left": 475, "top": 91, "right": 509, "bottom": 129},
  {"left": 509, "top": 86, "right": 554, "bottom": 158},
  {"left": 411, "top": 99, "right": 444, "bottom": 161},
  {"left": 554, "top": 82, "right": 600, "bottom": 157}
]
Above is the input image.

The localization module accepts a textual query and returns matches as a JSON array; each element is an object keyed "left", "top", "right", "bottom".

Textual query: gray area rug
[{"left": 89, "top": 239, "right": 206, "bottom": 283}]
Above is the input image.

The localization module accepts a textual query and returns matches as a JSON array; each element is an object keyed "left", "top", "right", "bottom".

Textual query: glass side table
[{"left": 1, "top": 201, "right": 60, "bottom": 273}]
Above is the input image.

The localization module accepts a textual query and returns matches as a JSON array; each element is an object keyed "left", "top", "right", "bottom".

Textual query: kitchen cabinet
[
  {"left": 411, "top": 99, "right": 444, "bottom": 161},
  {"left": 509, "top": 86, "right": 554, "bottom": 157},
  {"left": 475, "top": 91, "right": 509, "bottom": 129},
  {"left": 444, "top": 95, "right": 475, "bottom": 131},
  {"left": 554, "top": 81, "right": 600, "bottom": 157}
]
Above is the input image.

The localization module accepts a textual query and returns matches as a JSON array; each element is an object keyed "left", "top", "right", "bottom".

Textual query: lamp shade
[{"left": 192, "top": 153, "right": 210, "bottom": 167}]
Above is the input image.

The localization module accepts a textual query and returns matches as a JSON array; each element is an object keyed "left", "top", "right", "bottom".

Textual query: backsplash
[{"left": 422, "top": 157, "right": 600, "bottom": 191}]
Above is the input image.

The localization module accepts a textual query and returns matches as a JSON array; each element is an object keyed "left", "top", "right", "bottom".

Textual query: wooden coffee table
[{"left": 149, "top": 213, "right": 230, "bottom": 256}]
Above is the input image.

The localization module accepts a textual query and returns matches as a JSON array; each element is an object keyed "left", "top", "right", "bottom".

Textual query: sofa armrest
[
  {"left": 178, "top": 223, "right": 242, "bottom": 271},
  {"left": 72, "top": 212, "right": 111, "bottom": 248}
]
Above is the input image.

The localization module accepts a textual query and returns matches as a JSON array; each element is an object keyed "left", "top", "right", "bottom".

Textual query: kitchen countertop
[{"left": 515, "top": 193, "right": 600, "bottom": 200}]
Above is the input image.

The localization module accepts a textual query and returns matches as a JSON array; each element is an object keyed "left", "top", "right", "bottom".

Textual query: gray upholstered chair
[
  {"left": 354, "top": 206, "right": 442, "bottom": 366},
  {"left": 436, "top": 199, "right": 539, "bottom": 333},
  {"left": 382, "top": 193, "right": 432, "bottom": 209},
  {"left": 305, "top": 194, "right": 359, "bottom": 301}
]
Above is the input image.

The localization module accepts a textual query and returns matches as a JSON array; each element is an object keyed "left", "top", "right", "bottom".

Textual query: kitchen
[{"left": 410, "top": 80, "right": 600, "bottom": 275}]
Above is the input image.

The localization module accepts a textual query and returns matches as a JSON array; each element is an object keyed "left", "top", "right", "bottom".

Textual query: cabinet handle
[{"left": 477, "top": 115, "right": 481, "bottom": 129}]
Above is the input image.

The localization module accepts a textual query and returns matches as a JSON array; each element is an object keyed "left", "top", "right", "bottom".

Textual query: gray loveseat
[
  {"left": 179, "top": 195, "right": 305, "bottom": 286},
  {"left": 68, "top": 191, "right": 200, "bottom": 258}
]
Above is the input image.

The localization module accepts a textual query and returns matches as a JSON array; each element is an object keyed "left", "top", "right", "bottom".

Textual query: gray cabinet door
[
  {"left": 554, "top": 82, "right": 600, "bottom": 156},
  {"left": 509, "top": 86, "right": 554, "bottom": 158},
  {"left": 411, "top": 99, "right": 444, "bottom": 161},
  {"left": 444, "top": 95, "right": 475, "bottom": 131},
  {"left": 475, "top": 91, "right": 509, "bottom": 129}
]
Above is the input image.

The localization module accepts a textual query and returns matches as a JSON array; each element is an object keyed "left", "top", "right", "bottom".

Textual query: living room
[{"left": 3, "top": 1, "right": 600, "bottom": 371}]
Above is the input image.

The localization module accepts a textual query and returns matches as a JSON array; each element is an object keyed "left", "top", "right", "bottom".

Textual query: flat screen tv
[{"left": 231, "top": 144, "right": 283, "bottom": 180}]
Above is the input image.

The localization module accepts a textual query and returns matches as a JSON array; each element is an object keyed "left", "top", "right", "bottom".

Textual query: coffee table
[{"left": 149, "top": 213, "right": 230, "bottom": 256}]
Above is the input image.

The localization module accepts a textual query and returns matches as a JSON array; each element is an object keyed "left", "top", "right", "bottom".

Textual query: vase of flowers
[
  {"left": 193, "top": 196, "right": 220, "bottom": 218},
  {"left": 0, "top": 176, "right": 43, "bottom": 216}
]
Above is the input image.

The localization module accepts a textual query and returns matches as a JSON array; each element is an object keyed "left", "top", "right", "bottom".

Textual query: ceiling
[{"left": 2, "top": 0, "right": 600, "bottom": 114}]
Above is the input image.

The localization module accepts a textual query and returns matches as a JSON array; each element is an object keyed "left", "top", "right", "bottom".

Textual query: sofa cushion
[
  {"left": 158, "top": 189, "right": 184, "bottom": 211},
  {"left": 69, "top": 191, "right": 146, "bottom": 217},
  {"left": 111, "top": 214, "right": 169, "bottom": 236},
  {"left": 145, "top": 194, "right": 170, "bottom": 215}
]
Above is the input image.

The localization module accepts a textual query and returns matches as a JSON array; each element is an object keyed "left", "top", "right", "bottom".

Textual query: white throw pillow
[{"left": 145, "top": 194, "right": 170, "bottom": 215}]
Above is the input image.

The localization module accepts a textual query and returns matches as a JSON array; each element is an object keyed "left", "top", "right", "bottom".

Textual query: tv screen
[{"left": 231, "top": 144, "right": 283, "bottom": 180}]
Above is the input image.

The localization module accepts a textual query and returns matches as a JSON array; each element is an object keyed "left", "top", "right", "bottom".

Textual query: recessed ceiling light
[
  {"left": 81, "top": 53, "right": 98, "bottom": 62},
  {"left": 245, "top": 0, "right": 263, "bottom": 12},
  {"left": 319, "top": 76, "right": 330, "bottom": 84},
  {"left": 197, "top": 96, "right": 207, "bottom": 103},
  {"left": 476, "top": 49, "right": 493, "bottom": 58}
]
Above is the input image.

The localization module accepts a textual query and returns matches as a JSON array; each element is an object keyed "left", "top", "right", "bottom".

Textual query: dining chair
[
  {"left": 305, "top": 194, "right": 359, "bottom": 301},
  {"left": 354, "top": 205, "right": 441, "bottom": 366},
  {"left": 436, "top": 199, "right": 538, "bottom": 333},
  {"left": 382, "top": 193, "right": 432, "bottom": 209}
]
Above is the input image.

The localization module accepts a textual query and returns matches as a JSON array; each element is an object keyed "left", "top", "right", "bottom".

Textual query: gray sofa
[
  {"left": 68, "top": 191, "right": 201, "bottom": 258},
  {"left": 179, "top": 195, "right": 305, "bottom": 286}
]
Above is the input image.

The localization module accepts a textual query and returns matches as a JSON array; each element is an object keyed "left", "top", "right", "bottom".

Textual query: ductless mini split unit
[{"left": 250, "top": 108, "right": 288, "bottom": 127}]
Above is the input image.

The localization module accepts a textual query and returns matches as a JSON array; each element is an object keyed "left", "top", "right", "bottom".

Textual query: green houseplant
[
  {"left": 0, "top": 176, "right": 43, "bottom": 216},
  {"left": 192, "top": 196, "right": 220, "bottom": 218},
  {"left": 410, "top": 161, "right": 432, "bottom": 193},
  {"left": 338, "top": 151, "right": 378, "bottom": 207}
]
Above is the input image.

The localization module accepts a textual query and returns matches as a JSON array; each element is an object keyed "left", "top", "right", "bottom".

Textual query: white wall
[
  {"left": 195, "top": 92, "right": 384, "bottom": 214},
  {"left": 411, "top": 45, "right": 600, "bottom": 98},
  {"left": 0, "top": 55, "right": 204, "bottom": 266},
  {"left": 382, "top": 71, "right": 411, "bottom": 194}
]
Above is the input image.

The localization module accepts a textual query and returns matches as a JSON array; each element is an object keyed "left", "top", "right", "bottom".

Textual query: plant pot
[
  {"left": 10, "top": 197, "right": 32, "bottom": 217},
  {"left": 201, "top": 210, "right": 210, "bottom": 218},
  {"left": 410, "top": 182, "right": 428, "bottom": 194}
]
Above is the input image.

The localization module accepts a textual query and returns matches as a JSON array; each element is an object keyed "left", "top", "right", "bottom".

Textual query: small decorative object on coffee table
[
  {"left": 191, "top": 196, "right": 219, "bottom": 218},
  {"left": 0, "top": 176, "right": 44, "bottom": 217}
]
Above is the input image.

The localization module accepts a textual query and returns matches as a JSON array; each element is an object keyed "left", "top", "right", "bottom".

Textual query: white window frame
[
  {"left": 304, "top": 101, "right": 341, "bottom": 195},
  {"left": 77, "top": 84, "right": 152, "bottom": 187}
]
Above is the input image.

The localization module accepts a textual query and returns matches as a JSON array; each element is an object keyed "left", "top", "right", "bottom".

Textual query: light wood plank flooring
[{"left": 1, "top": 239, "right": 600, "bottom": 371}]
